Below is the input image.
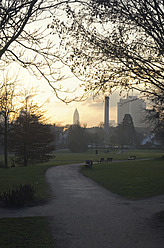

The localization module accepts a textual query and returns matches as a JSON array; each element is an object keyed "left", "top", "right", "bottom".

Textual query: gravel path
[{"left": 0, "top": 163, "right": 164, "bottom": 248}]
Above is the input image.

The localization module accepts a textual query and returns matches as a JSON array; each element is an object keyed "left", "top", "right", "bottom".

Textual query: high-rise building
[
  {"left": 117, "top": 96, "right": 147, "bottom": 128},
  {"left": 73, "top": 108, "right": 79, "bottom": 125},
  {"left": 104, "top": 96, "right": 109, "bottom": 134}
]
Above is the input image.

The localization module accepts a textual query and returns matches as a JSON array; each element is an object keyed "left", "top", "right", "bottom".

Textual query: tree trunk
[
  {"left": 4, "top": 115, "right": 8, "bottom": 168},
  {"left": 23, "top": 142, "right": 27, "bottom": 166}
]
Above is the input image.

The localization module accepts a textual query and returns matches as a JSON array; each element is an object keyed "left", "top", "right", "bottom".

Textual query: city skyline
[
  {"left": 45, "top": 94, "right": 148, "bottom": 128},
  {"left": 117, "top": 96, "right": 148, "bottom": 128},
  {"left": 6, "top": 64, "right": 117, "bottom": 127},
  {"left": 42, "top": 86, "right": 147, "bottom": 127},
  {"left": 44, "top": 94, "right": 118, "bottom": 127},
  {"left": 3, "top": 64, "right": 144, "bottom": 128}
]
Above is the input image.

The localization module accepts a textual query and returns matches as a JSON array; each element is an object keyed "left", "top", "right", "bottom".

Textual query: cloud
[
  {"left": 80, "top": 92, "right": 120, "bottom": 110},
  {"left": 81, "top": 97, "right": 104, "bottom": 110}
]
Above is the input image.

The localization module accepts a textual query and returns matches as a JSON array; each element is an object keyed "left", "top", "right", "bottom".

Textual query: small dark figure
[
  {"left": 95, "top": 149, "right": 98, "bottom": 156},
  {"left": 11, "top": 158, "right": 15, "bottom": 167}
]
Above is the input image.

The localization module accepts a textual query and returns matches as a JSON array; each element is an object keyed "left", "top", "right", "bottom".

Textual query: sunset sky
[
  {"left": 4, "top": 60, "right": 137, "bottom": 128},
  {"left": 0, "top": 4, "right": 148, "bottom": 129},
  {"left": 0, "top": 13, "right": 127, "bottom": 128},
  {"left": 11, "top": 64, "right": 120, "bottom": 127},
  {"left": 43, "top": 91, "right": 119, "bottom": 127}
]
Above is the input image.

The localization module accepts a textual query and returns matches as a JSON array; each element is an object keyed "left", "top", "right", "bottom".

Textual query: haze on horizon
[
  {"left": 4, "top": 63, "right": 122, "bottom": 128},
  {"left": 44, "top": 92, "right": 119, "bottom": 127},
  {"left": 3, "top": 63, "right": 141, "bottom": 128}
]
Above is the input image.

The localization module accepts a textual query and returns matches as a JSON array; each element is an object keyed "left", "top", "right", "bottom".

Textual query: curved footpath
[{"left": 0, "top": 163, "right": 164, "bottom": 248}]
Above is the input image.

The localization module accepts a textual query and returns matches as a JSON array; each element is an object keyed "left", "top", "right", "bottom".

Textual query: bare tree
[
  {"left": 52, "top": 0, "right": 164, "bottom": 104},
  {"left": 1, "top": 1, "right": 163, "bottom": 105},
  {"left": 0, "top": 74, "right": 18, "bottom": 167},
  {"left": 0, "top": 0, "right": 83, "bottom": 100}
]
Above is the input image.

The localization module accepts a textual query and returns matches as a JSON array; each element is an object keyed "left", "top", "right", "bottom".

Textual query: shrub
[{"left": 0, "top": 184, "right": 36, "bottom": 208}]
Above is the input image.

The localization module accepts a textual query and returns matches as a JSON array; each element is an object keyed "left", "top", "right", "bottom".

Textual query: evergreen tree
[
  {"left": 116, "top": 114, "right": 138, "bottom": 146},
  {"left": 10, "top": 111, "right": 54, "bottom": 166},
  {"left": 67, "top": 124, "right": 88, "bottom": 152}
]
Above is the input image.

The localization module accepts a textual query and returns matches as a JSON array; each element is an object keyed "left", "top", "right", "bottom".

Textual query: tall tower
[
  {"left": 104, "top": 96, "right": 109, "bottom": 135},
  {"left": 73, "top": 108, "right": 79, "bottom": 125}
]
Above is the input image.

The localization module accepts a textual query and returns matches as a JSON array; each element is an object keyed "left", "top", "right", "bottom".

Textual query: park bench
[
  {"left": 98, "top": 158, "right": 105, "bottom": 163},
  {"left": 106, "top": 157, "right": 113, "bottom": 162},
  {"left": 84, "top": 160, "right": 93, "bottom": 169},
  {"left": 128, "top": 156, "right": 136, "bottom": 161}
]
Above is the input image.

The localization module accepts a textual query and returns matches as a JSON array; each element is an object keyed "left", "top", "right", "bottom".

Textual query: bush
[{"left": 0, "top": 184, "right": 36, "bottom": 208}]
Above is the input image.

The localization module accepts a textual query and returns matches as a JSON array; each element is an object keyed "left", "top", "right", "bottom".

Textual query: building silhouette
[
  {"left": 117, "top": 96, "right": 147, "bottom": 128},
  {"left": 104, "top": 96, "right": 109, "bottom": 134},
  {"left": 73, "top": 108, "right": 79, "bottom": 125}
]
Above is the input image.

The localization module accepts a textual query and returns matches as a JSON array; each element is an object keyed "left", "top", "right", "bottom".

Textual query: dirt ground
[{"left": 0, "top": 164, "right": 164, "bottom": 248}]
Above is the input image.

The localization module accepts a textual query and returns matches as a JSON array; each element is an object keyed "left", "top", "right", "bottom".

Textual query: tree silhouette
[
  {"left": 116, "top": 114, "right": 138, "bottom": 146},
  {"left": 0, "top": 76, "right": 17, "bottom": 167},
  {"left": 53, "top": 0, "right": 164, "bottom": 104},
  {"left": 67, "top": 124, "right": 88, "bottom": 152},
  {"left": 10, "top": 111, "right": 54, "bottom": 166},
  {"left": 0, "top": 0, "right": 78, "bottom": 100}
]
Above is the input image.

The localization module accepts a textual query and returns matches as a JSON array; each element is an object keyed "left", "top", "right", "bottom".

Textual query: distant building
[
  {"left": 104, "top": 96, "right": 109, "bottom": 134},
  {"left": 117, "top": 96, "right": 147, "bottom": 128},
  {"left": 73, "top": 108, "right": 79, "bottom": 125}
]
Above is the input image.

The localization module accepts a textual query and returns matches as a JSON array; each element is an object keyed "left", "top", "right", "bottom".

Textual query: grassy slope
[
  {"left": 0, "top": 217, "right": 54, "bottom": 248},
  {"left": 0, "top": 161, "right": 57, "bottom": 248},
  {"left": 0, "top": 149, "right": 163, "bottom": 247},
  {"left": 0, "top": 149, "right": 163, "bottom": 201},
  {"left": 0, "top": 164, "right": 52, "bottom": 201},
  {"left": 53, "top": 149, "right": 163, "bottom": 162},
  {"left": 81, "top": 158, "right": 164, "bottom": 199}
]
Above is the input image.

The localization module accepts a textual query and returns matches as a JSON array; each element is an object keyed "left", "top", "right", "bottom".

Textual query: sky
[
  {"left": 3, "top": 62, "right": 141, "bottom": 128},
  {"left": 0, "top": 4, "right": 148, "bottom": 128},
  {"left": 0, "top": 9, "right": 135, "bottom": 128},
  {"left": 6, "top": 63, "right": 120, "bottom": 127},
  {"left": 36, "top": 78, "right": 120, "bottom": 127},
  {"left": 43, "top": 91, "right": 119, "bottom": 127}
]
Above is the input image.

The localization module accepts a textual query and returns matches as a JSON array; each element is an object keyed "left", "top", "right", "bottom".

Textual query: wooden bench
[
  {"left": 98, "top": 158, "right": 105, "bottom": 163},
  {"left": 106, "top": 157, "right": 113, "bottom": 162},
  {"left": 128, "top": 156, "right": 136, "bottom": 161},
  {"left": 84, "top": 160, "right": 93, "bottom": 169}
]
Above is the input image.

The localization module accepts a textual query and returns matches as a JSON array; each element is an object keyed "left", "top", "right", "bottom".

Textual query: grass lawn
[
  {"left": 53, "top": 148, "right": 163, "bottom": 162},
  {"left": 0, "top": 149, "right": 163, "bottom": 247},
  {"left": 81, "top": 158, "right": 164, "bottom": 200},
  {"left": 0, "top": 149, "right": 163, "bottom": 201},
  {"left": 0, "top": 164, "right": 53, "bottom": 202},
  {"left": 0, "top": 161, "right": 57, "bottom": 248},
  {"left": 0, "top": 217, "right": 54, "bottom": 248}
]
